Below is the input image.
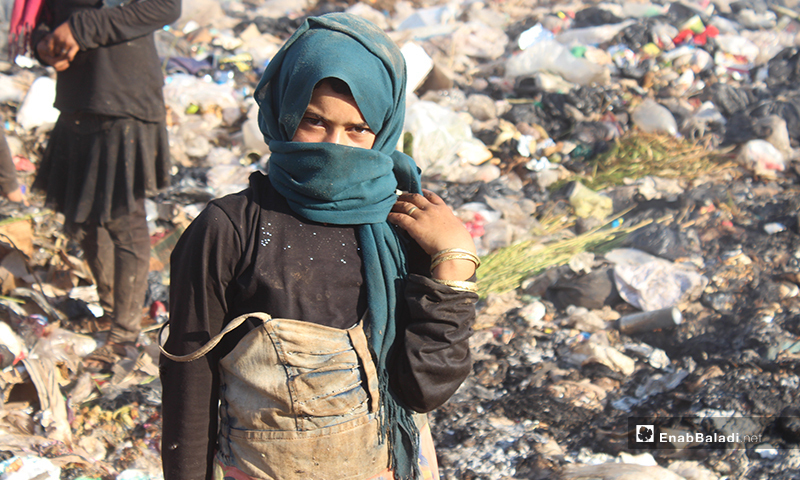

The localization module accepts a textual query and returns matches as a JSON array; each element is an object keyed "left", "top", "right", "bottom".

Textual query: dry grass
[
  {"left": 476, "top": 210, "right": 656, "bottom": 297},
  {"left": 557, "top": 131, "right": 736, "bottom": 191}
]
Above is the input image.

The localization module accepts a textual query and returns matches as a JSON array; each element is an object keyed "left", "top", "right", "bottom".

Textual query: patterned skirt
[{"left": 32, "top": 112, "right": 170, "bottom": 229}]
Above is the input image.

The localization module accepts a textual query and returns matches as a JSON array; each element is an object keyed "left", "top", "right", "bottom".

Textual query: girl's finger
[
  {"left": 392, "top": 200, "right": 413, "bottom": 212},
  {"left": 396, "top": 192, "right": 420, "bottom": 204},
  {"left": 421, "top": 189, "right": 445, "bottom": 205},
  {"left": 392, "top": 200, "right": 423, "bottom": 217}
]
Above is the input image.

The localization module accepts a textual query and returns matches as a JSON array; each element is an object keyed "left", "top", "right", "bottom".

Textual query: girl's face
[{"left": 292, "top": 81, "right": 376, "bottom": 149}]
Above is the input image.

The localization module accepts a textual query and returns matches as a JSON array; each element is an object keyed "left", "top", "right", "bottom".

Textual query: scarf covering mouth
[{"left": 254, "top": 12, "right": 423, "bottom": 480}]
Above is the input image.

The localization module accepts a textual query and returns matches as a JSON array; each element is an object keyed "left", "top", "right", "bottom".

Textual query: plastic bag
[
  {"left": 0, "top": 320, "right": 27, "bottom": 366},
  {"left": 567, "top": 181, "right": 613, "bottom": 220},
  {"left": 241, "top": 98, "right": 270, "bottom": 155},
  {"left": 764, "top": 47, "right": 800, "bottom": 89},
  {"left": 49, "top": 329, "right": 98, "bottom": 358},
  {"left": 546, "top": 266, "right": 622, "bottom": 310},
  {"left": 455, "top": 202, "right": 501, "bottom": 241},
  {"left": 605, "top": 248, "right": 708, "bottom": 311},
  {"left": 714, "top": 34, "right": 760, "bottom": 63},
  {"left": 562, "top": 305, "right": 609, "bottom": 332},
  {"left": 163, "top": 73, "right": 240, "bottom": 115},
  {"left": 749, "top": 93, "right": 800, "bottom": 144},
  {"left": 572, "top": 6, "right": 623, "bottom": 28},
  {"left": 34, "top": 327, "right": 98, "bottom": 374},
  {"left": 738, "top": 139, "right": 786, "bottom": 178},
  {"left": 404, "top": 100, "right": 479, "bottom": 178},
  {"left": 16, "top": 77, "right": 60, "bottom": 131},
  {"left": 206, "top": 163, "right": 258, "bottom": 198},
  {"left": 518, "top": 23, "right": 554, "bottom": 50},
  {"left": 0, "top": 456, "right": 60, "bottom": 480},
  {"left": 566, "top": 333, "right": 636, "bottom": 375},
  {"left": 631, "top": 98, "right": 678, "bottom": 135},
  {"left": 624, "top": 222, "right": 701, "bottom": 261},
  {"left": 451, "top": 21, "right": 509, "bottom": 61},
  {"left": 396, "top": 5, "right": 456, "bottom": 31}
]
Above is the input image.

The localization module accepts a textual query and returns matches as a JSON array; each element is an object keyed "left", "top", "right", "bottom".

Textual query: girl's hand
[
  {"left": 388, "top": 189, "right": 477, "bottom": 281},
  {"left": 51, "top": 22, "right": 80, "bottom": 64},
  {"left": 36, "top": 35, "right": 68, "bottom": 70},
  {"left": 36, "top": 23, "right": 79, "bottom": 71}
]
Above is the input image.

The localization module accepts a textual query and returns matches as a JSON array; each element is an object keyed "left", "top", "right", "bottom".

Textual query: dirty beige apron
[{"left": 161, "top": 312, "right": 390, "bottom": 480}]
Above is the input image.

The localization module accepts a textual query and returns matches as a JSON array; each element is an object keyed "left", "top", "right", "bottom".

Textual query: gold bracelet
[
  {"left": 431, "top": 248, "right": 480, "bottom": 268},
  {"left": 430, "top": 253, "right": 480, "bottom": 272},
  {"left": 431, "top": 278, "right": 478, "bottom": 293}
]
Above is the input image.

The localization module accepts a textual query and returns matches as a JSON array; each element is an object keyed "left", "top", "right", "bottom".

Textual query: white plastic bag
[
  {"left": 0, "top": 456, "right": 60, "bottom": 480},
  {"left": 404, "top": 100, "right": 476, "bottom": 177},
  {"left": 605, "top": 248, "right": 708, "bottom": 311},
  {"left": 16, "top": 76, "right": 60, "bottom": 131},
  {"left": 631, "top": 99, "right": 678, "bottom": 136},
  {"left": 738, "top": 139, "right": 786, "bottom": 178}
]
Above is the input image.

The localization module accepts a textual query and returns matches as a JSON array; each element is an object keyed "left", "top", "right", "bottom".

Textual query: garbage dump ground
[{"left": 2, "top": 0, "right": 800, "bottom": 478}]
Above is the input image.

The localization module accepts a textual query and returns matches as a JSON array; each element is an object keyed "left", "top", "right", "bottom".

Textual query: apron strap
[
  {"left": 347, "top": 321, "right": 380, "bottom": 413},
  {"left": 158, "top": 312, "right": 273, "bottom": 362}
]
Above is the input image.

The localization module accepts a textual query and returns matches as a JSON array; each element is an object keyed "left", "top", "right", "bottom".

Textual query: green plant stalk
[{"left": 476, "top": 214, "right": 652, "bottom": 297}]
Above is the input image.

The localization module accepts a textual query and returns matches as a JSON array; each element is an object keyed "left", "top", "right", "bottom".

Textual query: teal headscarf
[{"left": 254, "top": 12, "right": 422, "bottom": 480}]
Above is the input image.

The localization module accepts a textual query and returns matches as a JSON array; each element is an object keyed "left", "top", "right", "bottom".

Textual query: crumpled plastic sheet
[{"left": 605, "top": 248, "right": 708, "bottom": 311}]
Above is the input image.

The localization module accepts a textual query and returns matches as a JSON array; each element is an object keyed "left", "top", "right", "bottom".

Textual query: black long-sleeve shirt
[
  {"left": 160, "top": 172, "right": 478, "bottom": 480},
  {"left": 32, "top": 0, "right": 181, "bottom": 121}
]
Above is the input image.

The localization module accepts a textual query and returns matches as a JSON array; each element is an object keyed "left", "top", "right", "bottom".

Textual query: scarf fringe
[
  {"left": 8, "top": 27, "right": 34, "bottom": 60},
  {"left": 378, "top": 367, "right": 421, "bottom": 480},
  {"left": 8, "top": 0, "right": 46, "bottom": 59}
]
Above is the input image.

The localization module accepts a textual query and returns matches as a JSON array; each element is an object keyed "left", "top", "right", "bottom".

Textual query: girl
[
  {"left": 160, "top": 13, "right": 479, "bottom": 480},
  {"left": 30, "top": 0, "right": 180, "bottom": 367}
]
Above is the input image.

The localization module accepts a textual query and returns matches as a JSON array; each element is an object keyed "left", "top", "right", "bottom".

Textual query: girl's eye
[
  {"left": 352, "top": 126, "right": 373, "bottom": 135},
  {"left": 301, "top": 116, "right": 323, "bottom": 127}
]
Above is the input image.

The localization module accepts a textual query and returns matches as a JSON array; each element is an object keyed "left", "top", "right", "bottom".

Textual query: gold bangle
[
  {"left": 431, "top": 247, "right": 476, "bottom": 259},
  {"left": 430, "top": 253, "right": 480, "bottom": 272},
  {"left": 431, "top": 278, "right": 478, "bottom": 293},
  {"left": 431, "top": 248, "right": 480, "bottom": 268}
]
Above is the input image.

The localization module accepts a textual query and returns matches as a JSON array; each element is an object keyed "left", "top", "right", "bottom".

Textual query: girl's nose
[
  {"left": 323, "top": 128, "right": 341, "bottom": 145},
  {"left": 324, "top": 127, "right": 348, "bottom": 146}
]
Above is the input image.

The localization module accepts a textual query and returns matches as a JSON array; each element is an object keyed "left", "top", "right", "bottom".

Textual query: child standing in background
[{"left": 29, "top": 0, "right": 180, "bottom": 368}]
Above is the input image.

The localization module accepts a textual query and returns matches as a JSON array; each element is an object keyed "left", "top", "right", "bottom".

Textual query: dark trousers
[{"left": 75, "top": 198, "right": 150, "bottom": 344}]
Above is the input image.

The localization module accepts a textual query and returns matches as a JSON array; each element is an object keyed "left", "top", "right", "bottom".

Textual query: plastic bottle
[
  {"left": 554, "top": 20, "right": 635, "bottom": 46},
  {"left": 621, "top": 2, "right": 668, "bottom": 18},
  {"left": 505, "top": 39, "right": 608, "bottom": 86},
  {"left": 617, "top": 307, "right": 682, "bottom": 334}
]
